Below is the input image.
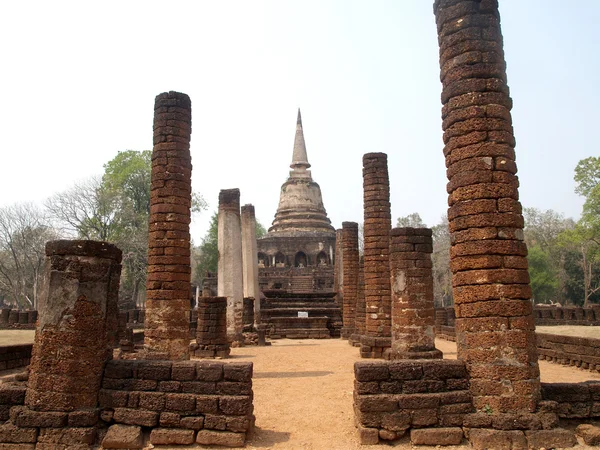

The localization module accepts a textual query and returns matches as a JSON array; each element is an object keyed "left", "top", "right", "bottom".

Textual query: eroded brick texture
[
  {"left": 434, "top": 0, "right": 540, "bottom": 414},
  {"left": 354, "top": 257, "right": 366, "bottom": 344},
  {"left": 25, "top": 240, "right": 122, "bottom": 412},
  {"left": 334, "top": 228, "right": 343, "bottom": 307},
  {"left": 145, "top": 91, "right": 193, "bottom": 360},
  {"left": 341, "top": 222, "right": 359, "bottom": 341},
  {"left": 389, "top": 228, "right": 442, "bottom": 360},
  {"left": 353, "top": 359, "right": 472, "bottom": 445},
  {"left": 192, "top": 297, "right": 230, "bottom": 358},
  {"left": 217, "top": 189, "right": 244, "bottom": 344},
  {"left": 361, "top": 153, "right": 392, "bottom": 359}
]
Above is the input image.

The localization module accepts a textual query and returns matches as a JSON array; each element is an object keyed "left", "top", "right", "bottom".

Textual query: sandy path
[{"left": 230, "top": 337, "right": 600, "bottom": 449}]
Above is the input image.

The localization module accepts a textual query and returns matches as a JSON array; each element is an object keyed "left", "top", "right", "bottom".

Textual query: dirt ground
[{"left": 2, "top": 327, "right": 600, "bottom": 448}]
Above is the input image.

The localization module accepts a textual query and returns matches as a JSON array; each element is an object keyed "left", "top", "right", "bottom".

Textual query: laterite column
[
  {"left": 334, "top": 228, "right": 343, "bottom": 307},
  {"left": 341, "top": 222, "right": 359, "bottom": 341},
  {"left": 218, "top": 189, "right": 244, "bottom": 344},
  {"left": 26, "top": 240, "right": 122, "bottom": 411},
  {"left": 193, "top": 297, "right": 230, "bottom": 358},
  {"left": 241, "top": 204, "right": 261, "bottom": 326},
  {"left": 360, "top": 153, "right": 392, "bottom": 358},
  {"left": 435, "top": 0, "right": 540, "bottom": 414},
  {"left": 389, "top": 228, "right": 442, "bottom": 359},
  {"left": 145, "top": 91, "right": 192, "bottom": 360},
  {"left": 353, "top": 256, "right": 366, "bottom": 347}
]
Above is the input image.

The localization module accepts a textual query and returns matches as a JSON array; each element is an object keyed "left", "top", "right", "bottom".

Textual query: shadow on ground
[
  {"left": 247, "top": 427, "right": 291, "bottom": 448},
  {"left": 254, "top": 370, "right": 333, "bottom": 378}
]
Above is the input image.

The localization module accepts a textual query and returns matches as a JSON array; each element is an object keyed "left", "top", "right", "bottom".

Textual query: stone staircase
[{"left": 260, "top": 291, "right": 342, "bottom": 339}]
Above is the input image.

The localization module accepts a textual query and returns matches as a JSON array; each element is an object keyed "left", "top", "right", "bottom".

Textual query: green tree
[{"left": 527, "top": 245, "right": 559, "bottom": 304}]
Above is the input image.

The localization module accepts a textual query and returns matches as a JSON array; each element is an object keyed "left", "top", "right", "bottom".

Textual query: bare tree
[{"left": 0, "top": 203, "right": 60, "bottom": 309}]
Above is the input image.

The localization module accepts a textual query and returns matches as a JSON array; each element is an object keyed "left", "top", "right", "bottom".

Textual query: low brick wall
[
  {"left": 534, "top": 306, "right": 600, "bottom": 326},
  {"left": 437, "top": 326, "right": 456, "bottom": 342},
  {"left": 0, "top": 359, "right": 254, "bottom": 448},
  {"left": 100, "top": 359, "right": 254, "bottom": 446},
  {"left": 541, "top": 382, "right": 600, "bottom": 419},
  {"left": 537, "top": 333, "right": 600, "bottom": 371},
  {"left": 0, "top": 345, "right": 32, "bottom": 371},
  {"left": 354, "top": 360, "right": 472, "bottom": 445},
  {"left": 0, "top": 309, "right": 37, "bottom": 329}
]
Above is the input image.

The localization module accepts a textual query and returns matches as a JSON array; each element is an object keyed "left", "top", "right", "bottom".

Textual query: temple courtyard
[{"left": 3, "top": 329, "right": 599, "bottom": 449}]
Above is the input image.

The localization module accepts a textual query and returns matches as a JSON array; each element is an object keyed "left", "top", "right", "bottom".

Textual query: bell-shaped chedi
[{"left": 268, "top": 109, "right": 335, "bottom": 236}]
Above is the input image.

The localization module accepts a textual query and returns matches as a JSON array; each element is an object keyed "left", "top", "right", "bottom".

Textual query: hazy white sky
[{"left": 1, "top": 1, "right": 598, "bottom": 241}]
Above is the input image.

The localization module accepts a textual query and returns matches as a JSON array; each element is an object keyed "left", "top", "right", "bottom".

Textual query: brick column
[
  {"left": 341, "top": 222, "right": 359, "bottom": 342},
  {"left": 241, "top": 204, "right": 261, "bottom": 326},
  {"left": 360, "top": 153, "right": 392, "bottom": 359},
  {"left": 218, "top": 189, "right": 244, "bottom": 344},
  {"left": 353, "top": 256, "right": 366, "bottom": 346},
  {"left": 145, "top": 91, "right": 192, "bottom": 360},
  {"left": 192, "top": 297, "right": 230, "bottom": 358},
  {"left": 434, "top": 0, "right": 540, "bottom": 414},
  {"left": 26, "top": 240, "right": 122, "bottom": 411},
  {"left": 333, "top": 228, "right": 343, "bottom": 307},
  {"left": 389, "top": 228, "right": 442, "bottom": 359}
]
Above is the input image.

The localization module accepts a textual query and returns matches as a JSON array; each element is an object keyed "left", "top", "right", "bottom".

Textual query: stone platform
[{"left": 260, "top": 291, "right": 341, "bottom": 339}]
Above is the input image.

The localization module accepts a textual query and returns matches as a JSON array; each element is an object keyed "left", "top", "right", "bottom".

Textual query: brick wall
[
  {"left": 537, "top": 333, "right": 600, "bottom": 371},
  {"left": 541, "top": 382, "right": 600, "bottom": 419},
  {"left": 0, "top": 345, "right": 32, "bottom": 371},
  {"left": 354, "top": 359, "right": 471, "bottom": 445}
]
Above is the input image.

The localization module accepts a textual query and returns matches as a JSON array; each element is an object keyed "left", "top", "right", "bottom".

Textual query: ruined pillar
[
  {"left": 434, "top": 0, "right": 540, "bottom": 414},
  {"left": 333, "top": 228, "right": 343, "bottom": 307},
  {"left": 241, "top": 204, "right": 261, "bottom": 326},
  {"left": 389, "top": 227, "right": 442, "bottom": 359},
  {"left": 360, "top": 153, "right": 392, "bottom": 358},
  {"left": 218, "top": 189, "right": 244, "bottom": 344},
  {"left": 192, "top": 297, "right": 230, "bottom": 358},
  {"left": 353, "top": 256, "right": 366, "bottom": 346},
  {"left": 341, "top": 222, "right": 359, "bottom": 342},
  {"left": 144, "top": 91, "right": 192, "bottom": 360},
  {"left": 26, "top": 240, "right": 122, "bottom": 411}
]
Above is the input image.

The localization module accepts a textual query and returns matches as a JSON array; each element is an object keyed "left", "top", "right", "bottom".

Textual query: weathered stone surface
[
  {"left": 525, "top": 428, "right": 576, "bottom": 449},
  {"left": 467, "top": 428, "right": 527, "bottom": 450},
  {"left": 149, "top": 428, "right": 195, "bottom": 445},
  {"left": 576, "top": 423, "right": 600, "bottom": 446},
  {"left": 145, "top": 91, "right": 192, "bottom": 360},
  {"left": 341, "top": 222, "right": 359, "bottom": 339},
  {"left": 357, "top": 425, "right": 379, "bottom": 445},
  {"left": 241, "top": 204, "right": 261, "bottom": 325},
  {"left": 26, "top": 241, "right": 122, "bottom": 413},
  {"left": 196, "top": 430, "right": 245, "bottom": 447},
  {"left": 102, "top": 424, "right": 143, "bottom": 449},
  {"left": 0, "top": 422, "right": 37, "bottom": 443},
  {"left": 218, "top": 189, "right": 244, "bottom": 344},
  {"left": 410, "top": 427, "right": 463, "bottom": 445}
]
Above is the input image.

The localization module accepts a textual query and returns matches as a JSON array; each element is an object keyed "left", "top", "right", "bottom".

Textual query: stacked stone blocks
[
  {"left": 361, "top": 153, "right": 392, "bottom": 359},
  {"left": 389, "top": 228, "right": 442, "bottom": 360},
  {"left": 354, "top": 359, "right": 472, "bottom": 445},
  {"left": 192, "top": 297, "right": 230, "bottom": 358},
  {"left": 341, "top": 222, "right": 359, "bottom": 342},
  {"left": 145, "top": 91, "right": 193, "bottom": 360},
  {"left": 354, "top": 257, "right": 366, "bottom": 345},
  {"left": 434, "top": 0, "right": 541, "bottom": 416}
]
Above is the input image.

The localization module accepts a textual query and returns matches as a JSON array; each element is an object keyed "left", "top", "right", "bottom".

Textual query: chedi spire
[{"left": 267, "top": 110, "right": 334, "bottom": 235}]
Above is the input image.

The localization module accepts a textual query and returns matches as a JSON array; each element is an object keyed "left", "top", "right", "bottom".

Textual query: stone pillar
[
  {"left": 434, "top": 0, "right": 540, "bottom": 414},
  {"left": 241, "top": 204, "right": 261, "bottom": 326},
  {"left": 193, "top": 297, "right": 230, "bottom": 358},
  {"left": 360, "top": 153, "right": 392, "bottom": 359},
  {"left": 389, "top": 227, "right": 442, "bottom": 359},
  {"left": 341, "top": 222, "right": 359, "bottom": 342},
  {"left": 353, "top": 256, "right": 366, "bottom": 347},
  {"left": 144, "top": 91, "right": 193, "bottom": 360},
  {"left": 333, "top": 228, "right": 343, "bottom": 307},
  {"left": 25, "top": 240, "right": 122, "bottom": 411},
  {"left": 218, "top": 189, "right": 244, "bottom": 344}
]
